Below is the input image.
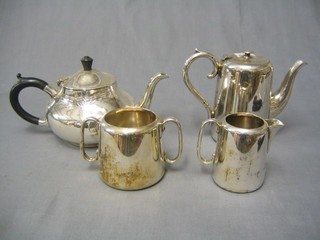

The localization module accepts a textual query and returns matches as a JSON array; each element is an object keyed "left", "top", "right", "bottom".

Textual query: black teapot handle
[{"left": 10, "top": 73, "right": 51, "bottom": 125}]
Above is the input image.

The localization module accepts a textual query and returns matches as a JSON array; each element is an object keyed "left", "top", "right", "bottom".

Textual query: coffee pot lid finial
[{"left": 223, "top": 51, "right": 272, "bottom": 71}]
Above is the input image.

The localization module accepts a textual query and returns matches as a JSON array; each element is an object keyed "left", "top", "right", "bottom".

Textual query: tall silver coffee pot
[{"left": 183, "top": 50, "right": 306, "bottom": 129}]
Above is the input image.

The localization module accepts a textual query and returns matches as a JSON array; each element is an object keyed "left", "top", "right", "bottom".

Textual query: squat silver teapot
[
  {"left": 183, "top": 50, "right": 306, "bottom": 133},
  {"left": 10, "top": 56, "right": 168, "bottom": 146}
]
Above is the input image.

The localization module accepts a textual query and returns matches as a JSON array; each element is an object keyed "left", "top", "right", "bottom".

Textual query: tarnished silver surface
[
  {"left": 183, "top": 50, "right": 305, "bottom": 138},
  {"left": 80, "top": 108, "right": 183, "bottom": 190},
  {"left": 197, "top": 113, "right": 283, "bottom": 193}
]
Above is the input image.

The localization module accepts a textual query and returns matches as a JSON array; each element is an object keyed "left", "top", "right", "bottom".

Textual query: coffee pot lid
[
  {"left": 63, "top": 56, "right": 116, "bottom": 90},
  {"left": 222, "top": 52, "right": 271, "bottom": 71}
]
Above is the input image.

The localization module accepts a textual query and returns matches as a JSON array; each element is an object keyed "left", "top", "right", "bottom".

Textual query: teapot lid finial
[
  {"left": 63, "top": 56, "right": 116, "bottom": 90},
  {"left": 244, "top": 51, "right": 253, "bottom": 58},
  {"left": 81, "top": 56, "right": 93, "bottom": 71}
]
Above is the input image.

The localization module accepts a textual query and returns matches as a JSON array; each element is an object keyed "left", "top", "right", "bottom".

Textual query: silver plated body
[
  {"left": 46, "top": 72, "right": 167, "bottom": 147},
  {"left": 80, "top": 108, "right": 183, "bottom": 190},
  {"left": 197, "top": 113, "right": 283, "bottom": 193},
  {"left": 183, "top": 50, "right": 305, "bottom": 138},
  {"left": 45, "top": 84, "right": 133, "bottom": 146},
  {"left": 10, "top": 56, "right": 168, "bottom": 147}
]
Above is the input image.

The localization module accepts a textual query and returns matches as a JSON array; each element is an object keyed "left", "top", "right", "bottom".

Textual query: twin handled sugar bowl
[
  {"left": 10, "top": 56, "right": 168, "bottom": 146},
  {"left": 80, "top": 107, "right": 183, "bottom": 190}
]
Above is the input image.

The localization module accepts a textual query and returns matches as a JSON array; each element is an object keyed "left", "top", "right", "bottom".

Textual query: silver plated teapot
[
  {"left": 183, "top": 50, "right": 306, "bottom": 137},
  {"left": 10, "top": 56, "right": 168, "bottom": 146}
]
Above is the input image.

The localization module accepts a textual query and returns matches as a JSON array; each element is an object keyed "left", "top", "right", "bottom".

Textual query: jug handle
[
  {"left": 80, "top": 118, "right": 99, "bottom": 162},
  {"left": 197, "top": 118, "right": 220, "bottom": 164},
  {"left": 159, "top": 117, "right": 183, "bottom": 164},
  {"left": 9, "top": 73, "right": 57, "bottom": 126},
  {"left": 183, "top": 49, "right": 220, "bottom": 118}
]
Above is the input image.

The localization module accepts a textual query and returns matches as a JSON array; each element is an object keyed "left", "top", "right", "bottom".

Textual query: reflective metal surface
[
  {"left": 80, "top": 108, "right": 183, "bottom": 190},
  {"left": 183, "top": 50, "right": 305, "bottom": 137},
  {"left": 46, "top": 84, "right": 134, "bottom": 147},
  {"left": 270, "top": 60, "right": 306, "bottom": 117},
  {"left": 10, "top": 55, "right": 168, "bottom": 147},
  {"left": 197, "top": 113, "right": 283, "bottom": 193}
]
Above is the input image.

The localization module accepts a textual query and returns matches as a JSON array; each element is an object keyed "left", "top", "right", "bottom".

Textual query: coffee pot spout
[
  {"left": 138, "top": 73, "right": 169, "bottom": 108},
  {"left": 270, "top": 60, "right": 307, "bottom": 118}
]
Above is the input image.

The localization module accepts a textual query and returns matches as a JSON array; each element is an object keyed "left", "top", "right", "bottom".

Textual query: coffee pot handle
[
  {"left": 9, "top": 73, "right": 57, "bottom": 126},
  {"left": 183, "top": 50, "right": 220, "bottom": 118},
  {"left": 159, "top": 117, "right": 183, "bottom": 164},
  {"left": 80, "top": 118, "right": 99, "bottom": 162},
  {"left": 197, "top": 118, "right": 220, "bottom": 164}
]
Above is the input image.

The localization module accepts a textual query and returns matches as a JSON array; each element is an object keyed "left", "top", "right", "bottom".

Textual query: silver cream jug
[
  {"left": 183, "top": 50, "right": 306, "bottom": 132},
  {"left": 197, "top": 112, "right": 283, "bottom": 193},
  {"left": 10, "top": 56, "right": 168, "bottom": 146}
]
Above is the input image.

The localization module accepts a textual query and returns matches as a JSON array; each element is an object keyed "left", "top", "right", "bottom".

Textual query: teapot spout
[
  {"left": 266, "top": 119, "right": 284, "bottom": 151},
  {"left": 138, "top": 73, "right": 169, "bottom": 108},
  {"left": 270, "top": 60, "right": 307, "bottom": 118}
]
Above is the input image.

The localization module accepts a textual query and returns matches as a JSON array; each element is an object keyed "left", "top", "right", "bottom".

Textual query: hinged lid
[
  {"left": 222, "top": 52, "right": 272, "bottom": 71},
  {"left": 62, "top": 56, "right": 116, "bottom": 90}
]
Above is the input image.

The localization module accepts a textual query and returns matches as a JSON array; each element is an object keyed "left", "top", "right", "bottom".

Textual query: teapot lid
[
  {"left": 222, "top": 52, "right": 271, "bottom": 71},
  {"left": 62, "top": 56, "right": 116, "bottom": 90}
]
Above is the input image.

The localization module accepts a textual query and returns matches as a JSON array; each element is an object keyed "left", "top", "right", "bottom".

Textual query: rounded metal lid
[
  {"left": 222, "top": 52, "right": 272, "bottom": 71},
  {"left": 63, "top": 56, "right": 116, "bottom": 90}
]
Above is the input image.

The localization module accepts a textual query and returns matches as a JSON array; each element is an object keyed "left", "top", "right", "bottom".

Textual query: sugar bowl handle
[
  {"left": 159, "top": 117, "right": 183, "bottom": 164},
  {"left": 80, "top": 118, "right": 100, "bottom": 162}
]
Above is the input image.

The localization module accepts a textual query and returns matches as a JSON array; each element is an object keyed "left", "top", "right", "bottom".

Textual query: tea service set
[{"left": 9, "top": 50, "right": 306, "bottom": 193}]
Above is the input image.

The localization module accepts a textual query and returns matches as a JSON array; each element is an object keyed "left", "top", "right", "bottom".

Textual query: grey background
[{"left": 1, "top": 1, "right": 319, "bottom": 239}]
